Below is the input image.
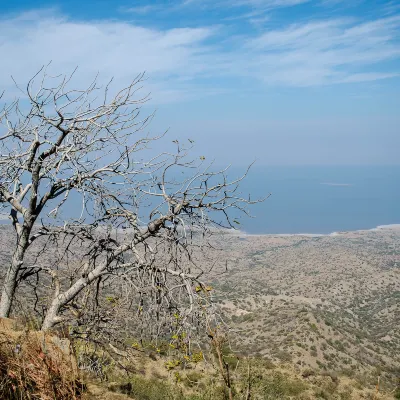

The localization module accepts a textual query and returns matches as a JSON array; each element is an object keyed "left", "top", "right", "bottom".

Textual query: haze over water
[
  {"left": 230, "top": 166, "right": 400, "bottom": 235},
  {"left": 1, "top": 165, "right": 398, "bottom": 235}
]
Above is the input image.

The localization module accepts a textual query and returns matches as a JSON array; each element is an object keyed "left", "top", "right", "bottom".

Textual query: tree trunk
[
  {"left": 0, "top": 230, "right": 29, "bottom": 317},
  {"left": 41, "top": 299, "right": 63, "bottom": 331},
  {"left": 41, "top": 263, "right": 104, "bottom": 331},
  {"left": 0, "top": 262, "right": 19, "bottom": 317}
]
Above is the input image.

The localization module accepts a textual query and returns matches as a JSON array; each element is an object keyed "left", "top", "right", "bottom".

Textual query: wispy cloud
[
  {"left": 0, "top": 11, "right": 222, "bottom": 102},
  {"left": 0, "top": 9, "right": 399, "bottom": 103},
  {"left": 184, "top": 0, "right": 310, "bottom": 19},
  {"left": 186, "top": 0, "right": 310, "bottom": 8},
  {"left": 319, "top": 0, "right": 355, "bottom": 6},
  {"left": 382, "top": 1, "right": 400, "bottom": 16},
  {"left": 121, "top": 5, "right": 163, "bottom": 14},
  {"left": 233, "top": 0, "right": 310, "bottom": 6},
  {"left": 245, "top": 16, "right": 400, "bottom": 85}
]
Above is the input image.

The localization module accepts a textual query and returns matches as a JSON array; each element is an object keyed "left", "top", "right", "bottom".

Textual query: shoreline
[
  {"left": 1, "top": 221, "right": 399, "bottom": 238},
  {"left": 229, "top": 223, "right": 400, "bottom": 238}
]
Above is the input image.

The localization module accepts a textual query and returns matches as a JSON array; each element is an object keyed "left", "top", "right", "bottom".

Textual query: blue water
[
  {"left": 1, "top": 166, "right": 398, "bottom": 235},
  {"left": 226, "top": 166, "right": 400, "bottom": 234}
]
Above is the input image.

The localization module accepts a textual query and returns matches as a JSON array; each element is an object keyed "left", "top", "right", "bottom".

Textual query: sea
[
  {"left": 226, "top": 165, "right": 400, "bottom": 234},
  {"left": 1, "top": 166, "right": 399, "bottom": 235}
]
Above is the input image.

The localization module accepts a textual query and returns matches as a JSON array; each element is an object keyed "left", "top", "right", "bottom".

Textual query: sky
[{"left": 0, "top": 0, "right": 399, "bottom": 165}]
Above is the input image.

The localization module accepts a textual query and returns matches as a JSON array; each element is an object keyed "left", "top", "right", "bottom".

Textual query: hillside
[
  {"left": 0, "top": 315, "right": 396, "bottom": 400},
  {"left": 0, "top": 224, "right": 399, "bottom": 398},
  {"left": 210, "top": 226, "right": 400, "bottom": 393}
]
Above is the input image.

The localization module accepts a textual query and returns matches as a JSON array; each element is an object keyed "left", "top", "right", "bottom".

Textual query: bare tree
[{"left": 0, "top": 68, "right": 257, "bottom": 333}]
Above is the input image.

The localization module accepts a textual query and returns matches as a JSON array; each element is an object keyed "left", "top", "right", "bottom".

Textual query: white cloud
[
  {"left": 244, "top": 16, "right": 400, "bottom": 85},
  {"left": 0, "top": 9, "right": 399, "bottom": 102},
  {"left": 319, "top": 0, "right": 351, "bottom": 6},
  {"left": 338, "top": 72, "right": 399, "bottom": 83},
  {"left": 234, "top": 0, "right": 310, "bottom": 6},
  {"left": 186, "top": 0, "right": 310, "bottom": 8},
  {"left": 184, "top": 0, "right": 311, "bottom": 23},
  {"left": 122, "top": 5, "right": 162, "bottom": 14},
  {"left": 0, "top": 11, "right": 223, "bottom": 102},
  {"left": 382, "top": 1, "right": 400, "bottom": 16}
]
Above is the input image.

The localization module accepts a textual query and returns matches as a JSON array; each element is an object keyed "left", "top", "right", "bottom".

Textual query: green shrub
[
  {"left": 184, "top": 372, "right": 203, "bottom": 388},
  {"left": 110, "top": 377, "right": 185, "bottom": 400},
  {"left": 252, "top": 371, "right": 307, "bottom": 399}
]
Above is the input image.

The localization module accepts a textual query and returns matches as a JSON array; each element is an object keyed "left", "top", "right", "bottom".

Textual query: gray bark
[
  {"left": 41, "top": 262, "right": 105, "bottom": 331},
  {"left": 0, "top": 227, "right": 30, "bottom": 317}
]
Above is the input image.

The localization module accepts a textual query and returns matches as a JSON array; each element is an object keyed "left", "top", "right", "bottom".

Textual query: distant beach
[{"left": 231, "top": 223, "right": 400, "bottom": 238}]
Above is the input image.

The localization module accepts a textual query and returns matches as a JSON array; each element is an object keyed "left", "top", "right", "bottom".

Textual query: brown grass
[{"left": 0, "top": 318, "right": 84, "bottom": 400}]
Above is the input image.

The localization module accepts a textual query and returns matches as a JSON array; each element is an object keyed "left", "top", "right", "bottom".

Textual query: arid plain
[
  {"left": 209, "top": 225, "right": 400, "bottom": 391},
  {"left": 0, "top": 223, "right": 399, "bottom": 396}
]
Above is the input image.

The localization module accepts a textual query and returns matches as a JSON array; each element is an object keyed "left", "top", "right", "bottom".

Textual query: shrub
[
  {"left": 184, "top": 372, "right": 203, "bottom": 388},
  {"left": 260, "top": 371, "right": 307, "bottom": 399},
  {"left": 110, "top": 376, "right": 185, "bottom": 400}
]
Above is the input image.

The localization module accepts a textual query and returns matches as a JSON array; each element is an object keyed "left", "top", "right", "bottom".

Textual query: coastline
[
  {"left": 229, "top": 223, "right": 400, "bottom": 238},
  {"left": 1, "top": 221, "right": 400, "bottom": 237}
]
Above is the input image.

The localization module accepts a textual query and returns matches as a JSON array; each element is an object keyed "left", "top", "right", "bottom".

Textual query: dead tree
[{"left": 0, "top": 68, "right": 258, "bottom": 333}]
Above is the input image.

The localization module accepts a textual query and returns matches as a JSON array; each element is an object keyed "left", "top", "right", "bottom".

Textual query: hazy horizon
[
  {"left": 1, "top": 165, "right": 398, "bottom": 235},
  {"left": 1, "top": 0, "right": 399, "bottom": 166}
]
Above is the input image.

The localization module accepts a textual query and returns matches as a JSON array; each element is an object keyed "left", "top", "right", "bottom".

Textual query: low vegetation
[
  {"left": 0, "top": 71, "right": 398, "bottom": 399},
  {"left": 0, "top": 319, "right": 83, "bottom": 399},
  {"left": 1, "top": 316, "right": 398, "bottom": 399}
]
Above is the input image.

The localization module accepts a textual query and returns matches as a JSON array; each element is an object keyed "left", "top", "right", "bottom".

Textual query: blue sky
[{"left": 0, "top": 0, "right": 399, "bottom": 165}]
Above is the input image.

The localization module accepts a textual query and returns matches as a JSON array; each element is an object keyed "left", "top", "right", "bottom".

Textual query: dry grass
[{"left": 0, "top": 318, "right": 84, "bottom": 400}]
